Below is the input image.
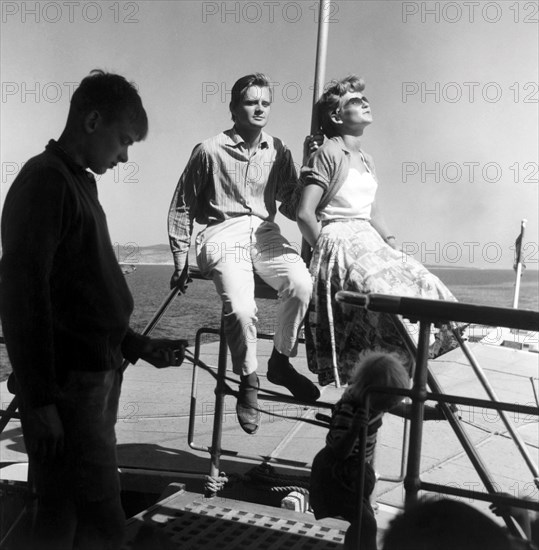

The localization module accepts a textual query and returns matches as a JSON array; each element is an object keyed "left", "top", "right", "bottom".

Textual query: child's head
[
  {"left": 68, "top": 69, "right": 148, "bottom": 140},
  {"left": 382, "top": 498, "right": 513, "bottom": 550},
  {"left": 317, "top": 74, "right": 366, "bottom": 138},
  {"left": 343, "top": 351, "right": 409, "bottom": 411}
]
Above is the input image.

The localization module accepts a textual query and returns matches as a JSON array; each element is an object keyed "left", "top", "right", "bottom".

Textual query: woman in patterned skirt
[{"left": 296, "top": 75, "right": 457, "bottom": 386}]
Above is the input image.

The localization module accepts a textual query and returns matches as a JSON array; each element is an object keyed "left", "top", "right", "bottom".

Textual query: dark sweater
[{"left": 0, "top": 141, "right": 146, "bottom": 408}]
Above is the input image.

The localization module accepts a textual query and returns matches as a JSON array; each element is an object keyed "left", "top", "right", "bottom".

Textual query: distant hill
[
  {"left": 118, "top": 244, "right": 174, "bottom": 265},
  {"left": 114, "top": 244, "right": 537, "bottom": 272}
]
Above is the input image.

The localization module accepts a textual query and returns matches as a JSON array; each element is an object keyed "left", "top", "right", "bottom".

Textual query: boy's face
[
  {"left": 232, "top": 86, "right": 271, "bottom": 134},
  {"left": 85, "top": 112, "right": 138, "bottom": 175}
]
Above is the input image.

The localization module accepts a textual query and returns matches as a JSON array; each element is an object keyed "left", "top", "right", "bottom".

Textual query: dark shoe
[
  {"left": 267, "top": 360, "right": 320, "bottom": 402},
  {"left": 236, "top": 373, "right": 260, "bottom": 435}
]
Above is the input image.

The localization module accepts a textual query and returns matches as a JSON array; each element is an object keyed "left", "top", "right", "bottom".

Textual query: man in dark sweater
[{"left": 0, "top": 70, "right": 186, "bottom": 550}]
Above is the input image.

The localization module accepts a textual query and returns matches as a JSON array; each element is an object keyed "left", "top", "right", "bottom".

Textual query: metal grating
[{"left": 123, "top": 498, "right": 346, "bottom": 549}]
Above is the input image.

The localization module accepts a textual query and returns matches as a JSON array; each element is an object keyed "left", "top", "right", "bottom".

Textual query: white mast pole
[
  {"left": 301, "top": 0, "right": 338, "bottom": 386},
  {"left": 512, "top": 219, "right": 527, "bottom": 309},
  {"left": 310, "top": 0, "right": 330, "bottom": 135},
  {"left": 301, "top": 0, "right": 331, "bottom": 265}
]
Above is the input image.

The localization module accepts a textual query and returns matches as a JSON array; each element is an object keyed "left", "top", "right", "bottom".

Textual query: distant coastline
[
  {"left": 1, "top": 261, "right": 537, "bottom": 383},
  {"left": 118, "top": 244, "right": 537, "bottom": 272}
]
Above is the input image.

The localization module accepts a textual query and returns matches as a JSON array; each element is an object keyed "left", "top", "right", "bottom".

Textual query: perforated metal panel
[{"left": 124, "top": 496, "right": 346, "bottom": 549}]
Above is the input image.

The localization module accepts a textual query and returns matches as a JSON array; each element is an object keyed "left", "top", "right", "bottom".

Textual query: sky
[{"left": 1, "top": 0, "right": 538, "bottom": 270}]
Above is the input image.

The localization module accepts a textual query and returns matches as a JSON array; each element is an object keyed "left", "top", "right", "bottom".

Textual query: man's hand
[
  {"left": 170, "top": 262, "right": 191, "bottom": 293},
  {"left": 25, "top": 403, "right": 64, "bottom": 461},
  {"left": 140, "top": 338, "right": 189, "bottom": 369}
]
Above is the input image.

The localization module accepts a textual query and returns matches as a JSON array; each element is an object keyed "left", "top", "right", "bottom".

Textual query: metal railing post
[
  {"left": 206, "top": 310, "right": 228, "bottom": 497},
  {"left": 452, "top": 325, "right": 539, "bottom": 481},
  {"left": 403, "top": 319, "right": 432, "bottom": 506},
  {"left": 335, "top": 291, "right": 535, "bottom": 538}
]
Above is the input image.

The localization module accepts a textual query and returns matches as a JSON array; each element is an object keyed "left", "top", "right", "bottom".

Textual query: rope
[{"left": 203, "top": 462, "right": 311, "bottom": 495}]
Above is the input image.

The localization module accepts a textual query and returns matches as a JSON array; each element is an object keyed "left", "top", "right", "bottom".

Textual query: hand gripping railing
[{"left": 335, "top": 292, "right": 539, "bottom": 545}]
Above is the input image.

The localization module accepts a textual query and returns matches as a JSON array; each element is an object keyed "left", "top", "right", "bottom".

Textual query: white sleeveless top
[{"left": 319, "top": 168, "right": 378, "bottom": 222}]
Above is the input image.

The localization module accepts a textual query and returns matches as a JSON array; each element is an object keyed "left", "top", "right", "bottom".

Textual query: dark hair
[
  {"left": 69, "top": 69, "right": 148, "bottom": 140},
  {"left": 317, "top": 75, "right": 366, "bottom": 138},
  {"left": 382, "top": 499, "right": 513, "bottom": 550},
  {"left": 229, "top": 73, "right": 272, "bottom": 122}
]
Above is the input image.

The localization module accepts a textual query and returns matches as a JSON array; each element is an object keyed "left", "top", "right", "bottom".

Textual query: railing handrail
[
  {"left": 361, "top": 387, "right": 539, "bottom": 513},
  {"left": 336, "top": 292, "right": 539, "bottom": 332},
  {"left": 336, "top": 290, "right": 538, "bottom": 544}
]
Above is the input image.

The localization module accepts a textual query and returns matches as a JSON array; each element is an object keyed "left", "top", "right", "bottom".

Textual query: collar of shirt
[
  {"left": 45, "top": 140, "right": 96, "bottom": 183},
  {"left": 330, "top": 135, "right": 351, "bottom": 156},
  {"left": 225, "top": 127, "right": 270, "bottom": 152}
]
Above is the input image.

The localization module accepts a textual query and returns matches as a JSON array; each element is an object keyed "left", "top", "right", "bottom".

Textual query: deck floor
[{"left": 1, "top": 337, "right": 538, "bottom": 547}]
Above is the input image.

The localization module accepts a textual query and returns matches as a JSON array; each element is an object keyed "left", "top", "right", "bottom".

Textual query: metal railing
[
  {"left": 3, "top": 281, "right": 537, "bottom": 543},
  {"left": 335, "top": 291, "right": 539, "bottom": 545},
  {"left": 187, "top": 309, "right": 330, "bottom": 494}
]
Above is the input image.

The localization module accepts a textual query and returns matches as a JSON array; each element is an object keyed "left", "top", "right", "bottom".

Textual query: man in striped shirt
[{"left": 168, "top": 73, "right": 320, "bottom": 434}]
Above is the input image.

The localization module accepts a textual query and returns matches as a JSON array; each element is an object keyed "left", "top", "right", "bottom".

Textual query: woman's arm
[
  {"left": 296, "top": 184, "right": 324, "bottom": 248},
  {"left": 370, "top": 199, "right": 397, "bottom": 249}
]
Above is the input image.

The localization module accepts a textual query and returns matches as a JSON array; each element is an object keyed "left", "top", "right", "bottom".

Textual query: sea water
[
  {"left": 1, "top": 265, "right": 537, "bottom": 381},
  {"left": 124, "top": 265, "right": 539, "bottom": 342}
]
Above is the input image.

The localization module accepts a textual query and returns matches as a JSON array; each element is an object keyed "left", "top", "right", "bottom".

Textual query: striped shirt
[
  {"left": 326, "top": 400, "right": 384, "bottom": 464},
  {"left": 168, "top": 128, "right": 300, "bottom": 271}
]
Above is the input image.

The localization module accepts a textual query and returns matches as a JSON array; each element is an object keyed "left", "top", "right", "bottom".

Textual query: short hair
[
  {"left": 317, "top": 75, "right": 366, "bottom": 138},
  {"left": 69, "top": 69, "right": 148, "bottom": 140},
  {"left": 382, "top": 498, "right": 513, "bottom": 550},
  {"left": 343, "top": 351, "right": 409, "bottom": 411},
  {"left": 229, "top": 73, "right": 272, "bottom": 122}
]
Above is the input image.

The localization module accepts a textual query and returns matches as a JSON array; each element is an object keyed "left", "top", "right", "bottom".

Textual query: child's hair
[
  {"left": 382, "top": 498, "right": 513, "bottom": 550},
  {"left": 68, "top": 69, "right": 148, "bottom": 140},
  {"left": 343, "top": 351, "right": 409, "bottom": 411},
  {"left": 317, "top": 74, "right": 366, "bottom": 138}
]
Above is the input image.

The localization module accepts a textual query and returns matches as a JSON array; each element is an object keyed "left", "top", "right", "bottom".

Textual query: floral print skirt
[{"left": 306, "top": 219, "right": 457, "bottom": 386}]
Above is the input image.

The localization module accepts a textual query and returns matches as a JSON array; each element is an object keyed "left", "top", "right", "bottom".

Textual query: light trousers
[{"left": 196, "top": 216, "right": 312, "bottom": 376}]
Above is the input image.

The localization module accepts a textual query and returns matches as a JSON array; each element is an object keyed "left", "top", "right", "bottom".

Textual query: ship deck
[{"left": 1, "top": 335, "right": 538, "bottom": 548}]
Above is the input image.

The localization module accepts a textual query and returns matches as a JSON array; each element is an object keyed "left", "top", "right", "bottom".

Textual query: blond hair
[{"left": 343, "top": 351, "right": 409, "bottom": 411}]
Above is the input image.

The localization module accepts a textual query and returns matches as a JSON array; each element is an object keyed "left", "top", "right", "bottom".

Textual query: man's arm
[
  {"left": 0, "top": 169, "right": 72, "bottom": 461},
  {"left": 167, "top": 144, "right": 206, "bottom": 290},
  {"left": 277, "top": 137, "right": 326, "bottom": 222},
  {"left": 0, "top": 169, "right": 72, "bottom": 409},
  {"left": 274, "top": 144, "right": 299, "bottom": 206}
]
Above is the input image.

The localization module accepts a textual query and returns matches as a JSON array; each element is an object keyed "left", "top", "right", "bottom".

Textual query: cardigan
[
  {"left": 279, "top": 135, "right": 377, "bottom": 221},
  {"left": 0, "top": 141, "right": 147, "bottom": 408}
]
